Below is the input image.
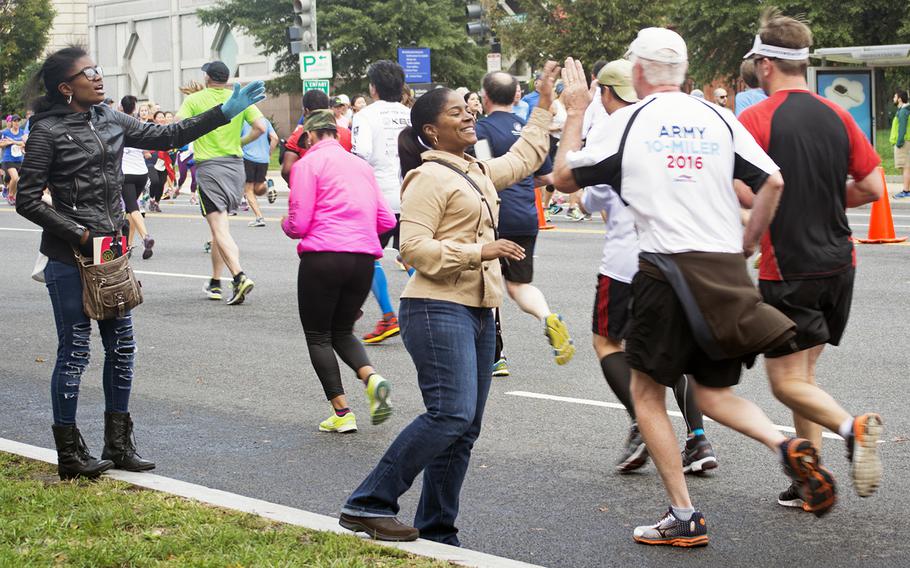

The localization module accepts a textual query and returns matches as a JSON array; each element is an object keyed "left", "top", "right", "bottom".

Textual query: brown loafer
[{"left": 339, "top": 513, "right": 419, "bottom": 541}]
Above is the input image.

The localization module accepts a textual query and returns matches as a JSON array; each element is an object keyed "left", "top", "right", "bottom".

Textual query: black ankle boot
[
  {"left": 52, "top": 424, "right": 114, "bottom": 480},
  {"left": 101, "top": 412, "right": 155, "bottom": 471}
]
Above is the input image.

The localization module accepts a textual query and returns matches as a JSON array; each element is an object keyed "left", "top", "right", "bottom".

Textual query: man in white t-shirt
[
  {"left": 580, "top": 59, "right": 717, "bottom": 477},
  {"left": 554, "top": 29, "right": 834, "bottom": 546},
  {"left": 581, "top": 59, "right": 609, "bottom": 139},
  {"left": 352, "top": 60, "right": 412, "bottom": 343}
]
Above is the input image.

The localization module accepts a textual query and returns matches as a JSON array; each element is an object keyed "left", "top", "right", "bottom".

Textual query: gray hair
[{"left": 631, "top": 55, "right": 687, "bottom": 87}]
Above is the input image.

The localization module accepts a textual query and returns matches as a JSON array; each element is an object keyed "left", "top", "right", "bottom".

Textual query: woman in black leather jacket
[{"left": 16, "top": 46, "right": 265, "bottom": 480}]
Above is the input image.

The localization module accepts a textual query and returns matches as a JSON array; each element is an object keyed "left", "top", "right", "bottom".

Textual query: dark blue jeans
[
  {"left": 44, "top": 260, "right": 136, "bottom": 425},
  {"left": 343, "top": 298, "right": 495, "bottom": 546}
]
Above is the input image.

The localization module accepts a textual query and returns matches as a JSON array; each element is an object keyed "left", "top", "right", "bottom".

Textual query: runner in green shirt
[{"left": 177, "top": 61, "right": 267, "bottom": 305}]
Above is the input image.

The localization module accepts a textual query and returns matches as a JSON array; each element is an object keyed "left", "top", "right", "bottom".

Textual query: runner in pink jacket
[
  {"left": 282, "top": 109, "right": 397, "bottom": 434},
  {"left": 283, "top": 138, "right": 396, "bottom": 256}
]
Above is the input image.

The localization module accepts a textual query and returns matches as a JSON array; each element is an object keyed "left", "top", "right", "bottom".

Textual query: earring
[
  {"left": 66, "top": 95, "right": 73, "bottom": 104},
  {"left": 432, "top": 135, "right": 439, "bottom": 146}
]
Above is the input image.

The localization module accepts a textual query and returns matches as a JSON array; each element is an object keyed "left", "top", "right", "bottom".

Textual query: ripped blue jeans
[{"left": 44, "top": 260, "right": 136, "bottom": 425}]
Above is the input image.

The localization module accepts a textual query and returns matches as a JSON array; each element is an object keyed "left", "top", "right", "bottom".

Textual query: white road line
[
  {"left": 505, "top": 390, "right": 845, "bottom": 440},
  {"left": 0, "top": 227, "right": 41, "bottom": 232},
  {"left": 0, "top": 437, "right": 543, "bottom": 568}
]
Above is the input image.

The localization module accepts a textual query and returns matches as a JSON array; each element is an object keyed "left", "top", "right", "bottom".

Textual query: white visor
[{"left": 743, "top": 35, "right": 809, "bottom": 60}]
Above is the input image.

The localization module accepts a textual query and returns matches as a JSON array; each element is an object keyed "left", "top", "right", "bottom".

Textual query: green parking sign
[
  {"left": 303, "top": 79, "right": 330, "bottom": 95},
  {"left": 299, "top": 50, "right": 333, "bottom": 79}
]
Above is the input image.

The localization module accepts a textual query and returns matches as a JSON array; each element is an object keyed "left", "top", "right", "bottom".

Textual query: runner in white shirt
[
  {"left": 554, "top": 29, "right": 835, "bottom": 546},
  {"left": 580, "top": 60, "right": 717, "bottom": 477},
  {"left": 581, "top": 60, "right": 609, "bottom": 140},
  {"left": 351, "top": 60, "right": 412, "bottom": 343},
  {"left": 119, "top": 95, "right": 155, "bottom": 259}
]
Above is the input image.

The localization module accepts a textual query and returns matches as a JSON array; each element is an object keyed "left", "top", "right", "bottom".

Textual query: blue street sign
[{"left": 398, "top": 47, "right": 431, "bottom": 83}]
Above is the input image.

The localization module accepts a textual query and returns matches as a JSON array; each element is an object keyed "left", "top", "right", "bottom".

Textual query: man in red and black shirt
[
  {"left": 739, "top": 10, "right": 884, "bottom": 508},
  {"left": 281, "top": 90, "right": 352, "bottom": 182}
]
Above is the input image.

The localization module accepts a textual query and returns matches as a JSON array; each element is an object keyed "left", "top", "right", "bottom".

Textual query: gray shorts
[{"left": 196, "top": 156, "right": 244, "bottom": 215}]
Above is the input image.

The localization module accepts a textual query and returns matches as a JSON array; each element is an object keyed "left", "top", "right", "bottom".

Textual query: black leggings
[
  {"left": 121, "top": 174, "right": 148, "bottom": 214},
  {"left": 147, "top": 167, "right": 166, "bottom": 202},
  {"left": 298, "top": 252, "right": 375, "bottom": 400}
]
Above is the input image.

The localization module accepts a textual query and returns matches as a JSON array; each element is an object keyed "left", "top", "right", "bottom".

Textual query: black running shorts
[
  {"left": 625, "top": 272, "right": 742, "bottom": 388},
  {"left": 243, "top": 159, "right": 268, "bottom": 184},
  {"left": 759, "top": 268, "right": 855, "bottom": 358},
  {"left": 499, "top": 235, "right": 535, "bottom": 284},
  {"left": 591, "top": 274, "right": 632, "bottom": 341},
  {"left": 197, "top": 187, "right": 219, "bottom": 217}
]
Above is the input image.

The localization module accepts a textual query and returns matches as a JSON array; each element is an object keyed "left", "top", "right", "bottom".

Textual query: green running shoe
[
  {"left": 227, "top": 275, "right": 255, "bottom": 305},
  {"left": 365, "top": 374, "right": 392, "bottom": 426},
  {"left": 319, "top": 411, "right": 358, "bottom": 433},
  {"left": 492, "top": 358, "right": 510, "bottom": 377},
  {"left": 545, "top": 313, "right": 575, "bottom": 365}
]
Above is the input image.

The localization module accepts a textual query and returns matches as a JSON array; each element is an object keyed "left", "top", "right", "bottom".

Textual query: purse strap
[{"left": 428, "top": 159, "right": 499, "bottom": 240}]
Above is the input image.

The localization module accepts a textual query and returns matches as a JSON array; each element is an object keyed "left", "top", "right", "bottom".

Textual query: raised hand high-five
[
  {"left": 221, "top": 81, "right": 267, "bottom": 121},
  {"left": 560, "top": 57, "right": 593, "bottom": 114},
  {"left": 534, "top": 60, "right": 562, "bottom": 112}
]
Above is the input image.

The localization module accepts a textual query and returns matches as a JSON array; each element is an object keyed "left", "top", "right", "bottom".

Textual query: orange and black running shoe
[{"left": 780, "top": 437, "right": 837, "bottom": 517}]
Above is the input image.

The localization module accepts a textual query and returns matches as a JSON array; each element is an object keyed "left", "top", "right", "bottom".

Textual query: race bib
[{"left": 11, "top": 145, "right": 22, "bottom": 158}]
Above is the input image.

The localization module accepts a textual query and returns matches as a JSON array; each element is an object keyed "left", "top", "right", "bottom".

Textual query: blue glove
[{"left": 221, "top": 81, "right": 267, "bottom": 121}]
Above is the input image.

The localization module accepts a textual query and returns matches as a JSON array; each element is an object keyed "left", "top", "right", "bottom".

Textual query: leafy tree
[
  {"left": 0, "top": 0, "right": 55, "bottom": 113},
  {"left": 673, "top": 1, "right": 910, "bottom": 85},
  {"left": 198, "top": 0, "right": 486, "bottom": 94},
  {"left": 319, "top": 0, "right": 486, "bottom": 93},
  {"left": 197, "top": 0, "right": 298, "bottom": 94},
  {"left": 489, "top": 0, "right": 669, "bottom": 75}
]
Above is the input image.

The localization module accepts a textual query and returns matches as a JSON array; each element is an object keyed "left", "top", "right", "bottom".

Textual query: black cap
[{"left": 202, "top": 61, "right": 231, "bottom": 83}]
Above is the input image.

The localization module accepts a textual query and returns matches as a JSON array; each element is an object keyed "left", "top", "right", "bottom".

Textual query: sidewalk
[{"left": 0, "top": 437, "right": 545, "bottom": 568}]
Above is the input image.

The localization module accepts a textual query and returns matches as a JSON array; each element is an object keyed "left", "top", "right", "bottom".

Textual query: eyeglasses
[
  {"left": 718, "top": 96, "right": 728, "bottom": 100},
  {"left": 66, "top": 65, "right": 104, "bottom": 82}
]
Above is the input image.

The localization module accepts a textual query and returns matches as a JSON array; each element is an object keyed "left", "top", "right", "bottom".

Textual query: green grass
[
  {"left": 876, "top": 129, "right": 897, "bottom": 176},
  {"left": 0, "top": 452, "right": 448, "bottom": 568}
]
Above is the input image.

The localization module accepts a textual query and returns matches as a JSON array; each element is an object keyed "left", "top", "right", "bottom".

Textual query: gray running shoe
[
  {"left": 141, "top": 235, "right": 155, "bottom": 260},
  {"left": 248, "top": 217, "right": 266, "bottom": 227},
  {"left": 682, "top": 436, "right": 718, "bottom": 474},
  {"left": 847, "top": 413, "right": 883, "bottom": 498},
  {"left": 616, "top": 423, "right": 649, "bottom": 473}
]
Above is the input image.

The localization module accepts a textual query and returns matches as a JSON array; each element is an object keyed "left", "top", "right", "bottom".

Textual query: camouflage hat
[{"left": 303, "top": 109, "right": 337, "bottom": 132}]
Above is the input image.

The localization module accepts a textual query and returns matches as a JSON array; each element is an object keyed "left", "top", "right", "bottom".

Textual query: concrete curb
[{"left": 0, "top": 437, "right": 545, "bottom": 568}]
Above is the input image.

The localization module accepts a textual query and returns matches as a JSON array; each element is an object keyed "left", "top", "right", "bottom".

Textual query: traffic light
[
  {"left": 465, "top": 3, "right": 490, "bottom": 38},
  {"left": 288, "top": 0, "right": 317, "bottom": 54}
]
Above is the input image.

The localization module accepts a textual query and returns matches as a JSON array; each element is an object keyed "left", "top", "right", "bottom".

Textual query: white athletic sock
[
  {"left": 838, "top": 416, "right": 855, "bottom": 439},
  {"left": 671, "top": 506, "right": 694, "bottom": 521}
]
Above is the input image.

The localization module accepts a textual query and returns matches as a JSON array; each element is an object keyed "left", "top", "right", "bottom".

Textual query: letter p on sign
[{"left": 299, "top": 50, "right": 333, "bottom": 79}]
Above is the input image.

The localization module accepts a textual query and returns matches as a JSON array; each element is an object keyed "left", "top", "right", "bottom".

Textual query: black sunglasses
[{"left": 66, "top": 65, "right": 104, "bottom": 82}]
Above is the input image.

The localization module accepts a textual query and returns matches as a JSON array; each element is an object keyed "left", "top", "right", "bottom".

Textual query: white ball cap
[{"left": 626, "top": 27, "right": 688, "bottom": 64}]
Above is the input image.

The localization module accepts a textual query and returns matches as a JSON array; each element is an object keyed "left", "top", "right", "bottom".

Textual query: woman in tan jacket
[{"left": 340, "top": 62, "right": 560, "bottom": 544}]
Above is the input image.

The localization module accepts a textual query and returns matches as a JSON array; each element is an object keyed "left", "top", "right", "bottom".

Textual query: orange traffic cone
[
  {"left": 856, "top": 168, "right": 907, "bottom": 244},
  {"left": 536, "top": 187, "right": 555, "bottom": 230}
]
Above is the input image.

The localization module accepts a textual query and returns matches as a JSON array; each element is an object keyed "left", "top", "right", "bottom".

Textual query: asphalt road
[{"left": 2, "top": 195, "right": 909, "bottom": 568}]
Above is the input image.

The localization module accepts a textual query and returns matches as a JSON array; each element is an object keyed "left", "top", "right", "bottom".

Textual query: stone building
[
  {"left": 47, "top": 0, "right": 90, "bottom": 52},
  {"left": 84, "top": 0, "right": 299, "bottom": 135}
]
